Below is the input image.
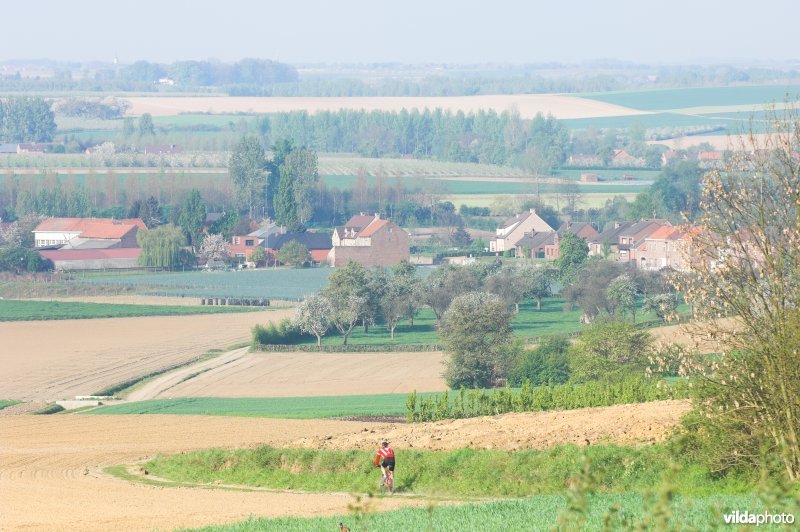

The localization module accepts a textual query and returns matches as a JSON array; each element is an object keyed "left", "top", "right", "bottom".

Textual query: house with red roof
[
  {"left": 33, "top": 218, "right": 145, "bottom": 248},
  {"left": 328, "top": 213, "right": 409, "bottom": 267},
  {"left": 639, "top": 226, "right": 695, "bottom": 271}
]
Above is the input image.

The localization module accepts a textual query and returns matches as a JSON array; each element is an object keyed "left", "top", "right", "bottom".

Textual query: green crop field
[
  {"left": 322, "top": 175, "right": 647, "bottom": 195},
  {"left": 0, "top": 299, "right": 260, "bottom": 321},
  {"left": 87, "top": 393, "right": 428, "bottom": 418},
  {"left": 562, "top": 112, "right": 727, "bottom": 131},
  {"left": 191, "top": 493, "right": 769, "bottom": 531},
  {"left": 581, "top": 85, "right": 800, "bottom": 111},
  {"left": 73, "top": 267, "right": 332, "bottom": 300}
]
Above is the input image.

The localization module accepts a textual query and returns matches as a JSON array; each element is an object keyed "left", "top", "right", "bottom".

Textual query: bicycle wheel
[
  {"left": 379, "top": 474, "right": 387, "bottom": 495},
  {"left": 387, "top": 475, "right": 395, "bottom": 494}
]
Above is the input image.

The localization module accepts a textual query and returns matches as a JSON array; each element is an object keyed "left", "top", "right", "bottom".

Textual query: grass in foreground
[
  {"left": 188, "top": 493, "right": 769, "bottom": 532},
  {"left": 0, "top": 299, "right": 262, "bottom": 321},
  {"left": 147, "top": 443, "right": 752, "bottom": 498},
  {"left": 86, "top": 393, "right": 431, "bottom": 418}
]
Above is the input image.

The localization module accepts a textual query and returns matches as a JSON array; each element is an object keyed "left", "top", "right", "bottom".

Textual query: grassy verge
[
  {"left": 85, "top": 392, "right": 437, "bottom": 418},
  {"left": 187, "top": 493, "right": 771, "bottom": 531},
  {"left": 0, "top": 400, "right": 21, "bottom": 410},
  {"left": 0, "top": 299, "right": 263, "bottom": 321},
  {"left": 147, "top": 443, "right": 752, "bottom": 498}
]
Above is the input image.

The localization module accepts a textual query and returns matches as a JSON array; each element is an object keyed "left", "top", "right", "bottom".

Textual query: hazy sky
[{"left": 4, "top": 0, "right": 798, "bottom": 65}]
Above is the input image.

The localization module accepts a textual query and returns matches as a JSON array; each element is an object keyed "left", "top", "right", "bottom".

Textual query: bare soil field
[
  {"left": 156, "top": 350, "right": 449, "bottom": 399},
  {"left": 296, "top": 400, "right": 691, "bottom": 452},
  {"left": 0, "top": 415, "right": 413, "bottom": 532},
  {"left": 650, "top": 318, "right": 738, "bottom": 354},
  {"left": 0, "top": 310, "right": 290, "bottom": 401},
  {"left": 649, "top": 133, "right": 771, "bottom": 150},
  {"left": 0, "top": 400, "right": 689, "bottom": 530},
  {"left": 124, "top": 95, "right": 647, "bottom": 119}
]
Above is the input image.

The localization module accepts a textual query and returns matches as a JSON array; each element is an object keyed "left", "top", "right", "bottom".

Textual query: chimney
[
  {"left": 374, "top": 212, "right": 380, "bottom": 219},
  {"left": 530, "top": 208, "right": 536, "bottom": 214}
]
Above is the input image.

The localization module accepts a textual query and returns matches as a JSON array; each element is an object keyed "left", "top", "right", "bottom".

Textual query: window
[{"left": 245, "top": 239, "right": 254, "bottom": 246}]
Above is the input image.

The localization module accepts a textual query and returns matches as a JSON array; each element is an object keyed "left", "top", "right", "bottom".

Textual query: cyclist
[{"left": 374, "top": 439, "right": 395, "bottom": 492}]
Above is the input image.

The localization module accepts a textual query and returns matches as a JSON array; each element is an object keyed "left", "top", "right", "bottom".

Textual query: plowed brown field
[
  {"left": 296, "top": 400, "right": 691, "bottom": 451},
  {"left": 0, "top": 415, "right": 413, "bottom": 532},
  {"left": 124, "top": 94, "right": 646, "bottom": 119},
  {"left": 156, "top": 350, "right": 448, "bottom": 399},
  {"left": 0, "top": 310, "right": 290, "bottom": 401}
]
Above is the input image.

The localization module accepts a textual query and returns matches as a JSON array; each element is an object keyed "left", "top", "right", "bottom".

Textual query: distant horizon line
[{"left": 1, "top": 57, "right": 799, "bottom": 70}]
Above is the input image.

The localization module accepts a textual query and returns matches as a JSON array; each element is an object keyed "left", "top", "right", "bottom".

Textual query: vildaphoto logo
[{"left": 723, "top": 511, "right": 795, "bottom": 526}]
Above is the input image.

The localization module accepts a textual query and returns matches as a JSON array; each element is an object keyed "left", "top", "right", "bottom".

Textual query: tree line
[{"left": 0, "top": 97, "right": 56, "bottom": 143}]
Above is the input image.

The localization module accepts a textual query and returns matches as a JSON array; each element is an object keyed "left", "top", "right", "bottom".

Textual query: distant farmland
[
  {"left": 74, "top": 268, "right": 333, "bottom": 300},
  {"left": 581, "top": 84, "right": 800, "bottom": 111}
]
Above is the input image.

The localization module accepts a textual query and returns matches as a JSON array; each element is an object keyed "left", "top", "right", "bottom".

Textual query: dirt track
[
  {"left": 296, "top": 400, "right": 691, "bottom": 451},
  {"left": 0, "top": 310, "right": 291, "bottom": 401},
  {"left": 155, "top": 350, "right": 449, "bottom": 399},
  {"left": 0, "top": 415, "right": 412, "bottom": 532},
  {"left": 123, "top": 94, "right": 646, "bottom": 119}
]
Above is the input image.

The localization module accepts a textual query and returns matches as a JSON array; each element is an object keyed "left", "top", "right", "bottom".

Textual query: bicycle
[{"left": 379, "top": 469, "right": 395, "bottom": 495}]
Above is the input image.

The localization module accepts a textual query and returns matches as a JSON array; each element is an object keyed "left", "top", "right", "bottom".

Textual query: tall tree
[
  {"left": 440, "top": 291, "right": 514, "bottom": 388},
  {"left": 555, "top": 232, "right": 589, "bottom": 286},
  {"left": 229, "top": 136, "right": 267, "bottom": 219},
  {"left": 274, "top": 167, "right": 298, "bottom": 228},
  {"left": 281, "top": 148, "right": 319, "bottom": 225},
  {"left": 266, "top": 138, "right": 294, "bottom": 217},
  {"left": 177, "top": 189, "right": 206, "bottom": 251},
  {"left": 138, "top": 113, "right": 155, "bottom": 137}
]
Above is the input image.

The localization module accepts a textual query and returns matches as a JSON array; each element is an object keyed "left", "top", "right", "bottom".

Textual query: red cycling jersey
[{"left": 374, "top": 446, "right": 395, "bottom": 466}]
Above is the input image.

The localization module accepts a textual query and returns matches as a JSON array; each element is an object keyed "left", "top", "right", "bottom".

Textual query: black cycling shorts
[{"left": 381, "top": 457, "right": 395, "bottom": 471}]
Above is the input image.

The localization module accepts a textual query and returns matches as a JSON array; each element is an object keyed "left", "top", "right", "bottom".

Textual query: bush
[
  {"left": 0, "top": 247, "right": 52, "bottom": 273},
  {"left": 251, "top": 318, "right": 303, "bottom": 347},
  {"left": 510, "top": 337, "right": 571, "bottom": 386}
]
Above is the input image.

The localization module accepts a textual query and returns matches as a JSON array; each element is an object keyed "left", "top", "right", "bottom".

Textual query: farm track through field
[
  {"left": 0, "top": 310, "right": 291, "bottom": 402},
  {"left": 0, "top": 415, "right": 417, "bottom": 531}
]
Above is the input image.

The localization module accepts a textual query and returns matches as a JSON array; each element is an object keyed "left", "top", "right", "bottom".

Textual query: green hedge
[
  {"left": 254, "top": 343, "right": 443, "bottom": 353},
  {"left": 406, "top": 376, "right": 689, "bottom": 422}
]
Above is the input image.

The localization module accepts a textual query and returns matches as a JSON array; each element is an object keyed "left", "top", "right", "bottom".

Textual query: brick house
[
  {"left": 588, "top": 222, "right": 635, "bottom": 258},
  {"left": 490, "top": 209, "right": 554, "bottom": 253},
  {"left": 515, "top": 232, "right": 555, "bottom": 259},
  {"left": 639, "top": 226, "right": 695, "bottom": 271},
  {"left": 328, "top": 213, "right": 409, "bottom": 267},
  {"left": 616, "top": 220, "right": 672, "bottom": 263},
  {"left": 266, "top": 232, "right": 333, "bottom": 263}
]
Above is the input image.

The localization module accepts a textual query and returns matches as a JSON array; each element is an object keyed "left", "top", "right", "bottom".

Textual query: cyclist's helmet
[{"left": 381, "top": 439, "right": 390, "bottom": 446}]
